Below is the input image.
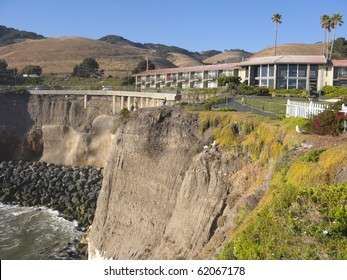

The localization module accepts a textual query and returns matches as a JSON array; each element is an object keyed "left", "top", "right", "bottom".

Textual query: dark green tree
[
  {"left": 132, "top": 59, "right": 155, "bottom": 74},
  {"left": 0, "top": 59, "right": 18, "bottom": 85},
  {"left": 218, "top": 76, "right": 241, "bottom": 88},
  {"left": 72, "top": 57, "right": 100, "bottom": 78},
  {"left": 121, "top": 75, "right": 135, "bottom": 86},
  {"left": 0, "top": 59, "right": 7, "bottom": 72},
  {"left": 22, "top": 65, "right": 42, "bottom": 76}
]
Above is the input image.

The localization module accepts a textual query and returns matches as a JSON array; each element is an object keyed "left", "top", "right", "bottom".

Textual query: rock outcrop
[
  {"left": 88, "top": 108, "right": 251, "bottom": 259},
  {"left": 0, "top": 93, "right": 117, "bottom": 166}
]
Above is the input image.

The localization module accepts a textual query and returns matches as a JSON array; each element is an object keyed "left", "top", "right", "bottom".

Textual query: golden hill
[
  {"left": 203, "top": 50, "right": 251, "bottom": 64},
  {"left": 251, "top": 43, "right": 324, "bottom": 57},
  {"left": 0, "top": 37, "right": 175, "bottom": 77},
  {"left": 0, "top": 35, "right": 328, "bottom": 78},
  {"left": 166, "top": 52, "right": 204, "bottom": 67}
]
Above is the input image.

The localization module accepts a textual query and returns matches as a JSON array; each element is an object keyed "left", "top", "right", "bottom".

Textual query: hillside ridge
[{"left": 1, "top": 25, "right": 340, "bottom": 78}]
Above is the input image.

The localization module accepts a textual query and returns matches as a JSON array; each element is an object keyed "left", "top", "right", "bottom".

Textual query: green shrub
[
  {"left": 269, "top": 88, "right": 308, "bottom": 97},
  {"left": 190, "top": 88, "right": 219, "bottom": 95},
  {"left": 236, "top": 84, "right": 271, "bottom": 96},
  {"left": 300, "top": 149, "right": 326, "bottom": 163},
  {"left": 218, "top": 76, "right": 241, "bottom": 88},
  {"left": 203, "top": 103, "right": 212, "bottom": 111},
  {"left": 119, "top": 108, "right": 130, "bottom": 121},
  {"left": 322, "top": 85, "right": 347, "bottom": 97},
  {"left": 219, "top": 183, "right": 347, "bottom": 260}
]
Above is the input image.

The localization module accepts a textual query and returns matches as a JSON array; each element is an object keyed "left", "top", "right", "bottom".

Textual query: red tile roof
[
  {"left": 331, "top": 60, "right": 347, "bottom": 67},
  {"left": 135, "top": 63, "right": 238, "bottom": 76},
  {"left": 237, "top": 55, "right": 327, "bottom": 66}
]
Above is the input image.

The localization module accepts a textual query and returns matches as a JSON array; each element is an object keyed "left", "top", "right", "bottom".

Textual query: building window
[
  {"left": 298, "top": 65, "right": 307, "bottom": 77},
  {"left": 288, "top": 79, "right": 297, "bottom": 89},
  {"left": 277, "top": 77, "right": 286, "bottom": 89},
  {"left": 289, "top": 65, "right": 297, "bottom": 77},
  {"left": 278, "top": 65, "right": 287, "bottom": 77},
  {"left": 334, "top": 67, "right": 347, "bottom": 79},
  {"left": 310, "top": 65, "right": 318, "bottom": 78},
  {"left": 298, "top": 80, "right": 306, "bottom": 90},
  {"left": 261, "top": 65, "right": 268, "bottom": 77},
  {"left": 276, "top": 64, "right": 309, "bottom": 90},
  {"left": 253, "top": 64, "right": 275, "bottom": 87}
]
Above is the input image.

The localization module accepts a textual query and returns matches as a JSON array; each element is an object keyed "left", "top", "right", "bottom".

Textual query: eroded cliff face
[
  {"left": 0, "top": 94, "right": 117, "bottom": 167},
  {"left": 88, "top": 108, "right": 263, "bottom": 259}
]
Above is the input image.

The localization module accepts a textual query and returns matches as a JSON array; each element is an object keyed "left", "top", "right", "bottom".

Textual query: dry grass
[
  {"left": 203, "top": 50, "right": 251, "bottom": 64},
  {"left": 251, "top": 43, "right": 324, "bottom": 57},
  {"left": 0, "top": 37, "right": 174, "bottom": 77},
  {"left": 0, "top": 37, "right": 326, "bottom": 78},
  {"left": 166, "top": 52, "right": 203, "bottom": 67}
]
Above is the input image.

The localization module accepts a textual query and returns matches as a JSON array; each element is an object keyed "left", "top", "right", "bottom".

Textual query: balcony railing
[
  {"left": 336, "top": 73, "right": 347, "bottom": 80},
  {"left": 190, "top": 75, "right": 202, "bottom": 80}
]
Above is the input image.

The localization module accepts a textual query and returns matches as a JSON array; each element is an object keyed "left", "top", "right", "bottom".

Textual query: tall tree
[
  {"left": 329, "top": 13, "right": 344, "bottom": 59},
  {"left": 272, "top": 13, "right": 282, "bottom": 56},
  {"left": 320, "top": 14, "right": 330, "bottom": 59}
]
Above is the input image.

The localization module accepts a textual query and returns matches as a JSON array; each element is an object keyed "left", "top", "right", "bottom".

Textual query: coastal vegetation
[{"left": 196, "top": 111, "right": 347, "bottom": 259}]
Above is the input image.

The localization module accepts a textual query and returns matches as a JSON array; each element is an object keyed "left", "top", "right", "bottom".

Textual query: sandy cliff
[
  {"left": 88, "top": 108, "right": 258, "bottom": 259},
  {"left": 0, "top": 93, "right": 117, "bottom": 167}
]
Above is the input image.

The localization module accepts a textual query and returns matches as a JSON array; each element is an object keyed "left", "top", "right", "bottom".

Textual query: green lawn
[{"left": 236, "top": 97, "right": 287, "bottom": 116}]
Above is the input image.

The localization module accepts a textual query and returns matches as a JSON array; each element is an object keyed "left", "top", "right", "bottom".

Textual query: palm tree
[
  {"left": 320, "top": 14, "right": 330, "bottom": 59},
  {"left": 272, "top": 13, "right": 282, "bottom": 56},
  {"left": 329, "top": 13, "right": 344, "bottom": 60}
]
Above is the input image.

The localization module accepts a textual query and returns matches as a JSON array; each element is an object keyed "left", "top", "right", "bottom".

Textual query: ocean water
[{"left": 0, "top": 203, "right": 83, "bottom": 260}]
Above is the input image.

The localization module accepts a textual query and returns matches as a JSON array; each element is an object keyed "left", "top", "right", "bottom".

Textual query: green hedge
[{"left": 322, "top": 86, "right": 347, "bottom": 97}]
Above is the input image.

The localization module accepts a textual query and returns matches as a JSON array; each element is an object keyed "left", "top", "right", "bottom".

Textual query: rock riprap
[{"left": 0, "top": 160, "right": 102, "bottom": 228}]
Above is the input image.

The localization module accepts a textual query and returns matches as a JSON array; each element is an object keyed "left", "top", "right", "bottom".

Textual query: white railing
[{"left": 286, "top": 99, "right": 329, "bottom": 118}]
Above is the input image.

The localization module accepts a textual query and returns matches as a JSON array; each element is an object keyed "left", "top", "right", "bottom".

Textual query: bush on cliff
[{"left": 308, "top": 109, "right": 347, "bottom": 136}]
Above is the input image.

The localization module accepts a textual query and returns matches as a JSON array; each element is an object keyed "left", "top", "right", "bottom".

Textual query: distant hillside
[
  {"left": 100, "top": 35, "right": 224, "bottom": 62},
  {"left": 99, "top": 35, "right": 145, "bottom": 49},
  {"left": 0, "top": 36, "right": 176, "bottom": 77},
  {"left": 166, "top": 52, "right": 204, "bottom": 67},
  {"left": 204, "top": 50, "right": 252, "bottom": 64},
  {"left": 0, "top": 25, "right": 45, "bottom": 46},
  {"left": 252, "top": 43, "right": 324, "bottom": 57},
  {"left": 5, "top": 26, "right": 343, "bottom": 79}
]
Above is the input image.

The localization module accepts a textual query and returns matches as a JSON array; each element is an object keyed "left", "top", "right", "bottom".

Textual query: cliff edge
[{"left": 88, "top": 108, "right": 249, "bottom": 259}]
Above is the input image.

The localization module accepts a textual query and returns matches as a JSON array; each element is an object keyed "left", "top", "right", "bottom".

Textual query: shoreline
[{"left": 0, "top": 160, "right": 103, "bottom": 260}]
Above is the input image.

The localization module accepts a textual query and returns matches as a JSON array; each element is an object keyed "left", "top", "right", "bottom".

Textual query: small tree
[
  {"left": 121, "top": 75, "right": 135, "bottom": 86},
  {"left": 72, "top": 57, "right": 100, "bottom": 78},
  {"left": 132, "top": 59, "right": 155, "bottom": 74},
  {"left": 0, "top": 59, "right": 8, "bottom": 73},
  {"left": 22, "top": 65, "right": 42, "bottom": 76},
  {"left": 218, "top": 76, "right": 241, "bottom": 88}
]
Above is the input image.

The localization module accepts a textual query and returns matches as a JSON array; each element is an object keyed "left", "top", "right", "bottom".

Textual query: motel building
[{"left": 134, "top": 55, "right": 347, "bottom": 92}]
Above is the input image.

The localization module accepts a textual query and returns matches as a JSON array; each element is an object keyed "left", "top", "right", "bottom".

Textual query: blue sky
[{"left": 2, "top": 0, "right": 346, "bottom": 52}]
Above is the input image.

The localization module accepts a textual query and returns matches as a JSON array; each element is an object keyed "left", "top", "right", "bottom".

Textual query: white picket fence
[{"left": 286, "top": 99, "right": 329, "bottom": 118}]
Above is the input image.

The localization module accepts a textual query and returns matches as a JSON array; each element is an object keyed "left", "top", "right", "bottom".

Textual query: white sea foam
[{"left": 0, "top": 202, "right": 83, "bottom": 260}]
